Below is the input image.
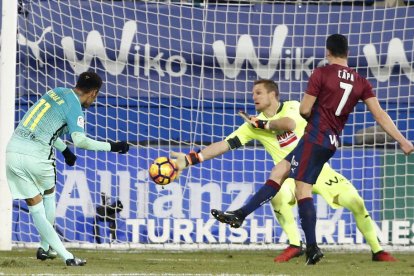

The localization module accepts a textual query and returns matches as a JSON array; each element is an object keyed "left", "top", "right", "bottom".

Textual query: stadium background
[{"left": 0, "top": 1, "right": 413, "bottom": 247}]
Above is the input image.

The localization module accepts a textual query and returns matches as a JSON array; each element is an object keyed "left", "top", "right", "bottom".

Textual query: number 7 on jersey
[{"left": 335, "top": 82, "right": 353, "bottom": 116}]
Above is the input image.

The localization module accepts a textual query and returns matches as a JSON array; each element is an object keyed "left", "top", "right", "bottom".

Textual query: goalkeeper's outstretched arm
[
  {"left": 171, "top": 111, "right": 296, "bottom": 174},
  {"left": 173, "top": 109, "right": 299, "bottom": 175},
  {"left": 171, "top": 140, "right": 231, "bottom": 175},
  {"left": 200, "top": 140, "right": 230, "bottom": 161}
]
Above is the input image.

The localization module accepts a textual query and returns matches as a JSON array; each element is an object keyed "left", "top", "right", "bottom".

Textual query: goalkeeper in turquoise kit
[
  {"left": 6, "top": 72, "right": 129, "bottom": 266},
  {"left": 172, "top": 79, "right": 396, "bottom": 262}
]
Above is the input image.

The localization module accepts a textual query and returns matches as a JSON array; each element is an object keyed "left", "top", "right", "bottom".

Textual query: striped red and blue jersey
[{"left": 304, "top": 64, "right": 375, "bottom": 149}]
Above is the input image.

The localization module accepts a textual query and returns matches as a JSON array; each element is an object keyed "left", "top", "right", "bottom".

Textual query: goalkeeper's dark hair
[
  {"left": 254, "top": 79, "right": 279, "bottom": 99},
  {"left": 326, "top": 34, "right": 348, "bottom": 58},
  {"left": 76, "top": 71, "right": 103, "bottom": 93}
]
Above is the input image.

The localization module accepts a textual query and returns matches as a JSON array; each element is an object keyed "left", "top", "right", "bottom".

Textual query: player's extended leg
[
  {"left": 270, "top": 180, "right": 304, "bottom": 262},
  {"left": 26, "top": 194, "right": 86, "bottom": 266},
  {"left": 336, "top": 190, "right": 397, "bottom": 262},
  {"left": 38, "top": 187, "right": 58, "bottom": 260},
  {"left": 211, "top": 160, "right": 290, "bottom": 228}
]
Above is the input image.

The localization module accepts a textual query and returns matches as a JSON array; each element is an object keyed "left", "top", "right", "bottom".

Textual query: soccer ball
[{"left": 149, "top": 157, "right": 178, "bottom": 185}]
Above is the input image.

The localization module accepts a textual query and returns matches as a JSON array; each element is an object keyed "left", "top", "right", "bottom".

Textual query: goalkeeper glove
[
  {"left": 110, "top": 141, "right": 129, "bottom": 154},
  {"left": 238, "top": 111, "right": 270, "bottom": 130},
  {"left": 62, "top": 147, "right": 77, "bottom": 166},
  {"left": 170, "top": 150, "right": 204, "bottom": 177},
  {"left": 184, "top": 150, "right": 204, "bottom": 166}
]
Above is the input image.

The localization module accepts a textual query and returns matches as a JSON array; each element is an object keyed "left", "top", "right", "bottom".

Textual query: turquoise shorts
[{"left": 6, "top": 152, "right": 56, "bottom": 199}]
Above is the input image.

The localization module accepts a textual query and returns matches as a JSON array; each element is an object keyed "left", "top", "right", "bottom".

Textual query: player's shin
[
  {"left": 271, "top": 195, "right": 301, "bottom": 246},
  {"left": 298, "top": 197, "right": 317, "bottom": 246},
  {"left": 28, "top": 202, "right": 73, "bottom": 261},
  {"left": 337, "top": 191, "right": 383, "bottom": 253},
  {"left": 239, "top": 179, "right": 281, "bottom": 218},
  {"left": 40, "top": 192, "right": 56, "bottom": 250}
]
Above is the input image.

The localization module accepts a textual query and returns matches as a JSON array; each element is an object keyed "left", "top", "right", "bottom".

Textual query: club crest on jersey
[
  {"left": 290, "top": 155, "right": 298, "bottom": 173},
  {"left": 277, "top": 131, "right": 298, "bottom": 148},
  {"left": 77, "top": 116, "right": 85, "bottom": 128}
]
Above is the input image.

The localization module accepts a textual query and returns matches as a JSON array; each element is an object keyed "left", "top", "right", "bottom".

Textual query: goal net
[{"left": 10, "top": 0, "right": 414, "bottom": 250}]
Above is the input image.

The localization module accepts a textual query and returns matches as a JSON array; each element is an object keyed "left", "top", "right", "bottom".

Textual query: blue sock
[
  {"left": 40, "top": 192, "right": 56, "bottom": 251},
  {"left": 240, "top": 179, "right": 280, "bottom": 217},
  {"left": 298, "top": 197, "right": 317, "bottom": 247},
  {"left": 28, "top": 202, "right": 73, "bottom": 261}
]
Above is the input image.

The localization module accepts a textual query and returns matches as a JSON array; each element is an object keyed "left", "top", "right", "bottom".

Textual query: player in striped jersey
[
  {"left": 172, "top": 79, "right": 398, "bottom": 263},
  {"left": 6, "top": 72, "right": 129, "bottom": 266},
  {"left": 209, "top": 34, "right": 413, "bottom": 265}
]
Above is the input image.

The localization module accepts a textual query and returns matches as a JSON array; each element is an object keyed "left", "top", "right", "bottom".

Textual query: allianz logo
[{"left": 16, "top": 20, "right": 414, "bottom": 82}]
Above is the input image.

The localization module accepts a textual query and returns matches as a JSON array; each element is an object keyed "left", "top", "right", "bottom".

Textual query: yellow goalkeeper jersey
[{"left": 226, "top": 101, "right": 307, "bottom": 163}]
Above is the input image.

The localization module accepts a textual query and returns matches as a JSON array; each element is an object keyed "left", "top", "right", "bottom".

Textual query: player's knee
[
  {"left": 271, "top": 186, "right": 296, "bottom": 210},
  {"left": 270, "top": 195, "right": 284, "bottom": 210},
  {"left": 26, "top": 194, "right": 43, "bottom": 206},
  {"left": 270, "top": 162, "right": 290, "bottom": 183},
  {"left": 343, "top": 193, "right": 366, "bottom": 214},
  {"left": 44, "top": 186, "right": 55, "bottom": 195}
]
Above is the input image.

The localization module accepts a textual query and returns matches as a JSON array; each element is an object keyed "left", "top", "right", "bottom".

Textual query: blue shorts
[{"left": 284, "top": 138, "right": 336, "bottom": 184}]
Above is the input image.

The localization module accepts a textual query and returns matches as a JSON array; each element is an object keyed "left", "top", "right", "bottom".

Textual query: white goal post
[
  {"left": 0, "top": 0, "right": 17, "bottom": 251},
  {"left": 0, "top": 0, "right": 413, "bottom": 251}
]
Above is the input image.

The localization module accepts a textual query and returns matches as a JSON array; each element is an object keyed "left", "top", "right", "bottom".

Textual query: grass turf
[{"left": 0, "top": 249, "right": 413, "bottom": 275}]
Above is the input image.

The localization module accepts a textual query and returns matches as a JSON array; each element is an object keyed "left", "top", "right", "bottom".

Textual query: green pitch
[{"left": 0, "top": 249, "right": 413, "bottom": 275}]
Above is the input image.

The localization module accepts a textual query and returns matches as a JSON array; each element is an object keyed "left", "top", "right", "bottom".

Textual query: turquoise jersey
[{"left": 7, "top": 88, "right": 85, "bottom": 159}]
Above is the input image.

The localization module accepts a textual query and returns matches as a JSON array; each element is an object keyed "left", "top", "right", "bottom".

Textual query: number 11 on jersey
[{"left": 23, "top": 98, "right": 51, "bottom": 130}]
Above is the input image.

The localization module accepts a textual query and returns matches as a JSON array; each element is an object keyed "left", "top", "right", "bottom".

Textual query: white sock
[
  {"left": 40, "top": 192, "right": 56, "bottom": 251},
  {"left": 28, "top": 202, "right": 73, "bottom": 261}
]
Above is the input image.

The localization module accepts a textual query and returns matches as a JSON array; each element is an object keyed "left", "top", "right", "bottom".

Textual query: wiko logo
[
  {"left": 363, "top": 38, "right": 414, "bottom": 82},
  {"left": 62, "top": 21, "right": 136, "bottom": 75},
  {"left": 213, "top": 25, "right": 288, "bottom": 79},
  {"left": 16, "top": 22, "right": 414, "bottom": 82}
]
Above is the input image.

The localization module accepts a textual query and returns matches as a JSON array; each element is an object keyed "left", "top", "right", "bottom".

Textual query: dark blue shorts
[{"left": 284, "top": 137, "right": 336, "bottom": 184}]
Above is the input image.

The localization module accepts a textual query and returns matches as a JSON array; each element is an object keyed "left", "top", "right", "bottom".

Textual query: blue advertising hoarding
[{"left": 12, "top": 147, "right": 386, "bottom": 245}]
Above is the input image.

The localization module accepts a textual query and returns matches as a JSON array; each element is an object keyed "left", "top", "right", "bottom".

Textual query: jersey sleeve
[
  {"left": 53, "top": 137, "right": 67, "bottom": 152},
  {"left": 305, "top": 68, "right": 322, "bottom": 97},
  {"left": 225, "top": 123, "right": 254, "bottom": 147},
  {"left": 360, "top": 79, "right": 376, "bottom": 101},
  {"left": 71, "top": 132, "right": 111, "bottom": 151}
]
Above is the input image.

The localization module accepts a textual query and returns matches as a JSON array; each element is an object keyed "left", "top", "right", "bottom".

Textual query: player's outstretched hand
[
  {"left": 170, "top": 151, "right": 187, "bottom": 177},
  {"left": 62, "top": 147, "right": 77, "bottom": 166},
  {"left": 110, "top": 141, "right": 129, "bottom": 154},
  {"left": 400, "top": 139, "right": 414, "bottom": 155},
  {"left": 238, "top": 111, "right": 269, "bottom": 130}
]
